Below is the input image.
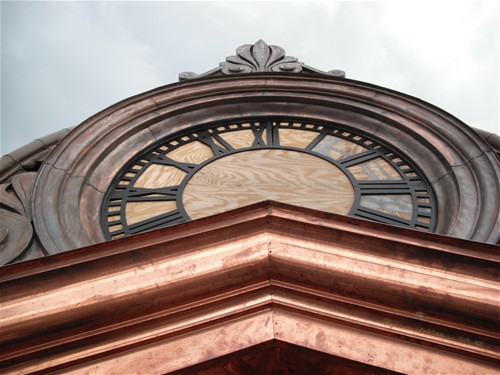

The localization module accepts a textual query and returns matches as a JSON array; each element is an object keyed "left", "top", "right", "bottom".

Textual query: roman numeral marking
[
  {"left": 338, "top": 150, "right": 380, "bottom": 167},
  {"left": 270, "top": 124, "right": 280, "bottom": 146},
  {"left": 251, "top": 125, "right": 267, "bottom": 147},
  {"left": 357, "top": 181, "right": 411, "bottom": 195},
  {"left": 128, "top": 210, "right": 185, "bottom": 234},
  {"left": 155, "top": 155, "right": 197, "bottom": 172},
  {"left": 353, "top": 207, "right": 412, "bottom": 226},
  {"left": 251, "top": 122, "right": 278, "bottom": 147},
  {"left": 197, "top": 131, "right": 234, "bottom": 155},
  {"left": 109, "top": 187, "right": 179, "bottom": 202},
  {"left": 305, "top": 133, "right": 327, "bottom": 150}
]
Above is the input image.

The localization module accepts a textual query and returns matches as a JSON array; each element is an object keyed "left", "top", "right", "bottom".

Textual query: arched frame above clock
[{"left": 31, "top": 50, "right": 500, "bottom": 253}]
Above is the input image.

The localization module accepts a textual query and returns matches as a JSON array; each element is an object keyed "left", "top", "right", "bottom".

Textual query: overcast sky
[{"left": 1, "top": 1, "right": 499, "bottom": 156}]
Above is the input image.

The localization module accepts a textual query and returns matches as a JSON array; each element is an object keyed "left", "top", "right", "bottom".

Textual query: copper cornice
[{"left": 0, "top": 201, "right": 498, "bottom": 374}]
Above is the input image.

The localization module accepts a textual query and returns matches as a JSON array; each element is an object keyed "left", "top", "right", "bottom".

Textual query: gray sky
[{"left": 1, "top": 1, "right": 499, "bottom": 156}]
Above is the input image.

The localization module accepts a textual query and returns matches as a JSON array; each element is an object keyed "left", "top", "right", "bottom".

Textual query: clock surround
[{"left": 28, "top": 71, "right": 499, "bottom": 252}]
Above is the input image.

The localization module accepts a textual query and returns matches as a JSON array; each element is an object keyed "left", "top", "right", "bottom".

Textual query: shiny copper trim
[{"left": 0, "top": 201, "right": 498, "bottom": 374}]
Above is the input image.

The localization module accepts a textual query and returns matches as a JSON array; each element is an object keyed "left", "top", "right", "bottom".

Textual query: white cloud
[{"left": 1, "top": 1, "right": 498, "bottom": 156}]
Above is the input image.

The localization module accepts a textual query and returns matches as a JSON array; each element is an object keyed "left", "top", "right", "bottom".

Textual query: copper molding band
[{"left": 1, "top": 201, "right": 498, "bottom": 374}]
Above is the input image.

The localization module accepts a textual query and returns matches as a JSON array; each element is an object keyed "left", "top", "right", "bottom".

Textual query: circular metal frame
[{"left": 32, "top": 73, "right": 500, "bottom": 252}]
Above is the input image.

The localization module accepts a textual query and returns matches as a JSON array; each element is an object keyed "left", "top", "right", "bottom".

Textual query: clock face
[{"left": 102, "top": 119, "right": 435, "bottom": 239}]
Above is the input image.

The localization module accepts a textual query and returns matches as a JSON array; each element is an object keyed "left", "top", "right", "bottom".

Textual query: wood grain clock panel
[{"left": 102, "top": 119, "right": 436, "bottom": 240}]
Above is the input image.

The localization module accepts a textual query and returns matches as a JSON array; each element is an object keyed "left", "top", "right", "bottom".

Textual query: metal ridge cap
[
  {"left": 472, "top": 126, "right": 500, "bottom": 154},
  {"left": 1, "top": 200, "right": 498, "bottom": 281},
  {"left": 0, "top": 127, "right": 75, "bottom": 182}
]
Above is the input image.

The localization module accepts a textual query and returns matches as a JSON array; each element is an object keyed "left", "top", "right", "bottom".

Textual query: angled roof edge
[
  {"left": 1, "top": 200, "right": 497, "bottom": 279},
  {"left": 178, "top": 39, "right": 346, "bottom": 81},
  {"left": 1, "top": 201, "right": 498, "bottom": 374}
]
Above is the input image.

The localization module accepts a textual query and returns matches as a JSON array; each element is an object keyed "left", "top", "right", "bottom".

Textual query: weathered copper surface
[
  {"left": 0, "top": 208, "right": 32, "bottom": 264},
  {"left": 473, "top": 126, "right": 500, "bottom": 156},
  {"left": 29, "top": 72, "right": 500, "bottom": 256},
  {"left": 0, "top": 172, "right": 43, "bottom": 265},
  {"left": 0, "top": 127, "right": 74, "bottom": 184},
  {"left": 2, "top": 69, "right": 499, "bottom": 265},
  {"left": 0, "top": 201, "right": 498, "bottom": 374},
  {"left": 1, "top": 42, "right": 499, "bottom": 266}
]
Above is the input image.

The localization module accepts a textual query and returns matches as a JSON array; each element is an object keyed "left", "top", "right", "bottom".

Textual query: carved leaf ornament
[
  {"left": 179, "top": 40, "right": 345, "bottom": 80},
  {"left": 222, "top": 39, "right": 303, "bottom": 74}
]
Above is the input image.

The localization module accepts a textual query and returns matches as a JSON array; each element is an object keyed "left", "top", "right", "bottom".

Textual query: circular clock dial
[{"left": 102, "top": 120, "right": 435, "bottom": 239}]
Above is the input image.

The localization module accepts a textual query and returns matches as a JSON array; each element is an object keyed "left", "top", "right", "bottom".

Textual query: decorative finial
[{"left": 179, "top": 40, "right": 345, "bottom": 81}]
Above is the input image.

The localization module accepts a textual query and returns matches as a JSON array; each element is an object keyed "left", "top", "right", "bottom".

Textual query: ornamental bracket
[{"left": 179, "top": 39, "right": 345, "bottom": 81}]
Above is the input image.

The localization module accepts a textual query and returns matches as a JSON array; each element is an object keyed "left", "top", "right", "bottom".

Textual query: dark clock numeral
[
  {"left": 250, "top": 122, "right": 279, "bottom": 147},
  {"left": 352, "top": 181, "right": 416, "bottom": 226},
  {"left": 128, "top": 210, "right": 186, "bottom": 235},
  {"left": 357, "top": 181, "right": 411, "bottom": 195},
  {"left": 305, "top": 133, "right": 327, "bottom": 150},
  {"left": 155, "top": 155, "right": 197, "bottom": 172},
  {"left": 338, "top": 150, "right": 379, "bottom": 167},
  {"left": 251, "top": 124, "right": 268, "bottom": 147},
  {"left": 110, "top": 187, "right": 179, "bottom": 202},
  {"left": 353, "top": 207, "right": 411, "bottom": 226},
  {"left": 197, "top": 131, "right": 234, "bottom": 155},
  {"left": 270, "top": 124, "right": 281, "bottom": 146},
  {"left": 103, "top": 119, "right": 435, "bottom": 240}
]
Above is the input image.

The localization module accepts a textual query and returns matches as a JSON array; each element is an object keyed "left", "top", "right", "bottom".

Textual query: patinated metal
[
  {"left": 0, "top": 209, "right": 33, "bottom": 264},
  {"left": 0, "top": 129, "right": 74, "bottom": 266},
  {"left": 0, "top": 127, "right": 74, "bottom": 184},
  {"left": 0, "top": 43, "right": 497, "bottom": 266},
  {"left": 28, "top": 73, "right": 500, "bottom": 256}
]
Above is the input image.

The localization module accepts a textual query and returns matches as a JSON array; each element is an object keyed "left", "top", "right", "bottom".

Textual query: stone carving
[{"left": 179, "top": 40, "right": 345, "bottom": 81}]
